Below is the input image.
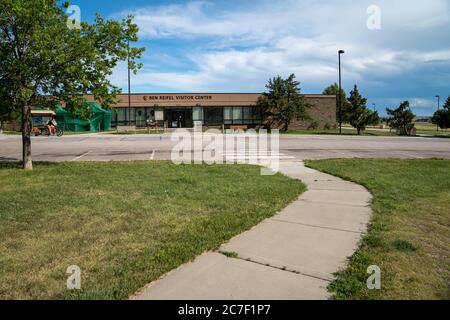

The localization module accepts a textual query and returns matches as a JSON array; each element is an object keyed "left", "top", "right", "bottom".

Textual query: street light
[
  {"left": 128, "top": 39, "right": 131, "bottom": 126},
  {"left": 338, "top": 50, "right": 345, "bottom": 134},
  {"left": 372, "top": 103, "right": 376, "bottom": 112},
  {"left": 435, "top": 95, "right": 440, "bottom": 131}
]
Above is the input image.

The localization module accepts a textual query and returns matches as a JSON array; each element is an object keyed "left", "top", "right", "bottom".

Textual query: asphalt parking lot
[{"left": 1, "top": 133, "right": 450, "bottom": 162}]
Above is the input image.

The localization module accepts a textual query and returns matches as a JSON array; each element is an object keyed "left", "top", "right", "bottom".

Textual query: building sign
[{"left": 142, "top": 95, "right": 213, "bottom": 102}]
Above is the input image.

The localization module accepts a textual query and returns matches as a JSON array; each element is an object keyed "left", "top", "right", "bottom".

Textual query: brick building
[{"left": 85, "top": 93, "right": 336, "bottom": 129}]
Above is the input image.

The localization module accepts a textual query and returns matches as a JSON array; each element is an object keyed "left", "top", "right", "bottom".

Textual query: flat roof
[
  {"left": 84, "top": 93, "right": 336, "bottom": 108},
  {"left": 31, "top": 110, "right": 56, "bottom": 116}
]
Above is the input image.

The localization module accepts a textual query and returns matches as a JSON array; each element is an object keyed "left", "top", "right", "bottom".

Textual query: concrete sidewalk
[{"left": 132, "top": 161, "right": 372, "bottom": 300}]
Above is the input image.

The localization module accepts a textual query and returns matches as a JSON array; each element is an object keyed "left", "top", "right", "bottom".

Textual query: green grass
[
  {"left": 284, "top": 127, "right": 396, "bottom": 136},
  {"left": 414, "top": 121, "right": 450, "bottom": 133},
  {"left": 108, "top": 128, "right": 166, "bottom": 135},
  {"left": 305, "top": 159, "right": 450, "bottom": 300},
  {"left": 62, "top": 131, "right": 110, "bottom": 135},
  {"left": 1, "top": 131, "right": 21, "bottom": 135},
  {"left": 0, "top": 161, "right": 305, "bottom": 300},
  {"left": 1, "top": 131, "right": 110, "bottom": 136},
  {"left": 284, "top": 122, "right": 449, "bottom": 137},
  {"left": 219, "top": 251, "right": 239, "bottom": 258}
]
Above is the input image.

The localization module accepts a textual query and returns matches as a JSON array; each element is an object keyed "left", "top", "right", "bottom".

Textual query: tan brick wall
[
  {"left": 262, "top": 95, "right": 337, "bottom": 130},
  {"left": 291, "top": 95, "right": 337, "bottom": 129}
]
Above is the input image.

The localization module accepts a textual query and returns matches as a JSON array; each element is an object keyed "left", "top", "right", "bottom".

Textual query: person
[{"left": 47, "top": 115, "right": 57, "bottom": 136}]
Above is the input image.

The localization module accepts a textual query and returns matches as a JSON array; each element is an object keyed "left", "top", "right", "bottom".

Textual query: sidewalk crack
[
  {"left": 218, "top": 250, "right": 331, "bottom": 282},
  {"left": 271, "top": 218, "right": 363, "bottom": 234}
]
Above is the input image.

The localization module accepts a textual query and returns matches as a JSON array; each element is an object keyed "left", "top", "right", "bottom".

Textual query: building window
[
  {"left": 204, "top": 107, "right": 223, "bottom": 125},
  {"left": 224, "top": 107, "right": 233, "bottom": 124},
  {"left": 193, "top": 106, "right": 203, "bottom": 121},
  {"left": 243, "top": 107, "right": 253, "bottom": 122},
  {"left": 222, "top": 106, "right": 262, "bottom": 125},
  {"left": 232, "top": 107, "right": 242, "bottom": 124},
  {"left": 116, "top": 108, "right": 127, "bottom": 125},
  {"left": 252, "top": 106, "right": 262, "bottom": 124}
]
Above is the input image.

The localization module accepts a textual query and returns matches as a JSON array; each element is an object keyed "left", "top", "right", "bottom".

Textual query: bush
[
  {"left": 308, "top": 120, "right": 319, "bottom": 130},
  {"left": 324, "top": 123, "right": 332, "bottom": 130}
]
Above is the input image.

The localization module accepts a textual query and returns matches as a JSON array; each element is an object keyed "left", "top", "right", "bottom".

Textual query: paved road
[{"left": 1, "top": 133, "right": 450, "bottom": 162}]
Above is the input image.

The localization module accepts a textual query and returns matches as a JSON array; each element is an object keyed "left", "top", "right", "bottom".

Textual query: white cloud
[
  {"left": 119, "top": 0, "right": 450, "bottom": 44},
  {"left": 109, "top": 0, "right": 450, "bottom": 114}
]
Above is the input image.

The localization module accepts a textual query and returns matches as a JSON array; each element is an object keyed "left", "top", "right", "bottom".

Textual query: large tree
[
  {"left": 0, "top": 0, "right": 144, "bottom": 169},
  {"left": 347, "top": 85, "right": 379, "bottom": 135},
  {"left": 257, "top": 74, "right": 310, "bottom": 131},
  {"left": 322, "top": 83, "right": 351, "bottom": 123},
  {"left": 431, "top": 95, "right": 450, "bottom": 129},
  {"left": 386, "top": 101, "right": 416, "bottom": 136}
]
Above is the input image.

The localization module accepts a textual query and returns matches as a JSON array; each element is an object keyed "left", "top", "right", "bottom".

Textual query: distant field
[
  {"left": 414, "top": 122, "right": 450, "bottom": 136},
  {"left": 285, "top": 127, "right": 396, "bottom": 136}
]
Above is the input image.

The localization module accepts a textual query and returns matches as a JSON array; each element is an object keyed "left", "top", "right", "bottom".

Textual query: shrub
[{"left": 308, "top": 120, "right": 319, "bottom": 130}]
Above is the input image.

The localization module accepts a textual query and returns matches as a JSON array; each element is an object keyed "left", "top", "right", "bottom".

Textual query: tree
[
  {"left": 0, "top": 0, "right": 144, "bottom": 169},
  {"left": 347, "top": 85, "right": 379, "bottom": 135},
  {"left": 322, "top": 83, "right": 351, "bottom": 123},
  {"left": 0, "top": 89, "right": 17, "bottom": 133},
  {"left": 257, "top": 74, "right": 310, "bottom": 131},
  {"left": 431, "top": 95, "right": 450, "bottom": 129},
  {"left": 386, "top": 101, "right": 416, "bottom": 135}
]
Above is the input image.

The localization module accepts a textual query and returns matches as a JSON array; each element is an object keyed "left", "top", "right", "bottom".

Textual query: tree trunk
[
  {"left": 22, "top": 104, "right": 33, "bottom": 170},
  {"left": 284, "top": 121, "right": 289, "bottom": 132},
  {"left": 357, "top": 127, "right": 361, "bottom": 135},
  {"left": 0, "top": 119, "right": 3, "bottom": 134}
]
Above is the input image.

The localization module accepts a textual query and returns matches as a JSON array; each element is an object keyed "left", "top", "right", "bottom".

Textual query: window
[
  {"left": 232, "top": 107, "right": 242, "bottom": 124},
  {"left": 204, "top": 107, "right": 223, "bottom": 125},
  {"left": 193, "top": 106, "right": 203, "bottom": 121},
  {"left": 224, "top": 107, "right": 233, "bottom": 124},
  {"left": 243, "top": 107, "right": 253, "bottom": 121},
  {"left": 252, "top": 106, "right": 262, "bottom": 124},
  {"left": 129, "top": 108, "right": 136, "bottom": 122},
  {"left": 116, "top": 108, "right": 127, "bottom": 125}
]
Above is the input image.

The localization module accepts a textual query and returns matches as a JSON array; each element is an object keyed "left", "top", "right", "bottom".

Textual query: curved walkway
[{"left": 132, "top": 161, "right": 372, "bottom": 300}]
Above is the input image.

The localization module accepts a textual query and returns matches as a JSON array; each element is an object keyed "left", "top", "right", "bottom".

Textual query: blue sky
[{"left": 70, "top": 0, "right": 450, "bottom": 116}]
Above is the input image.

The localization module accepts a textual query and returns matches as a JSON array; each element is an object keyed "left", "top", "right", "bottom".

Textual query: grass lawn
[
  {"left": 283, "top": 123, "right": 449, "bottom": 138},
  {"left": 0, "top": 161, "right": 305, "bottom": 299},
  {"left": 1, "top": 131, "right": 108, "bottom": 136},
  {"left": 108, "top": 128, "right": 166, "bottom": 135},
  {"left": 284, "top": 127, "right": 396, "bottom": 136},
  {"left": 1, "top": 131, "right": 22, "bottom": 135},
  {"left": 414, "top": 122, "right": 450, "bottom": 137},
  {"left": 306, "top": 159, "right": 450, "bottom": 299}
]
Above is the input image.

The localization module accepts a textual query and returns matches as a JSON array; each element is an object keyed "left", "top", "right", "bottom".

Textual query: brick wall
[
  {"left": 263, "top": 95, "right": 337, "bottom": 130},
  {"left": 291, "top": 95, "right": 337, "bottom": 129}
]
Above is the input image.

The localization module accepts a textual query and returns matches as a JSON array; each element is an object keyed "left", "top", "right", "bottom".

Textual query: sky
[{"left": 69, "top": 0, "right": 450, "bottom": 116}]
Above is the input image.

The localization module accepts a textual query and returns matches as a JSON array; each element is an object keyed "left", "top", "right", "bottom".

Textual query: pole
[
  {"left": 338, "top": 50, "right": 344, "bottom": 134},
  {"left": 436, "top": 95, "right": 440, "bottom": 131},
  {"left": 128, "top": 40, "right": 131, "bottom": 126}
]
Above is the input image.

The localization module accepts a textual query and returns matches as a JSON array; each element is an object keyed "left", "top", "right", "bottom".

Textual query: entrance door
[
  {"left": 167, "top": 108, "right": 192, "bottom": 128},
  {"left": 135, "top": 108, "right": 146, "bottom": 127},
  {"left": 172, "top": 110, "right": 186, "bottom": 128}
]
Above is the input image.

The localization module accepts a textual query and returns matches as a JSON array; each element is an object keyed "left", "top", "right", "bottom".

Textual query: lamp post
[
  {"left": 435, "top": 95, "right": 440, "bottom": 131},
  {"left": 128, "top": 39, "right": 131, "bottom": 126},
  {"left": 338, "top": 50, "right": 345, "bottom": 134}
]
